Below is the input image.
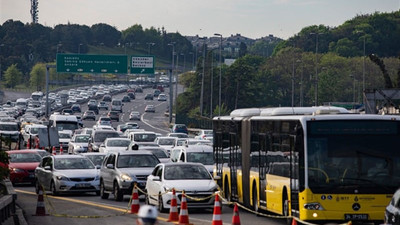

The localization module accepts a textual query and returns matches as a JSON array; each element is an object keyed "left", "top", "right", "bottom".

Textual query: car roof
[
  {"left": 113, "top": 150, "right": 155, "bottom": 156},
  {"left": 7, "top": 150, "right": 42, "bottom": 154},
  {"left": 178, "top": 145, "right": 213, "bottom": 152},
  {"left": 160, "top": 162, "right": 205, "bottom": 167}
]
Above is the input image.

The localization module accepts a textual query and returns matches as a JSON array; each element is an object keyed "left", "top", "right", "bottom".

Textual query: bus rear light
[{"left": 304, "top": 203, "right": 324, "bottom": 210}]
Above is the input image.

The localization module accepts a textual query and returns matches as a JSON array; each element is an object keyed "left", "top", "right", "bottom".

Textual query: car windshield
[
  {"left": 94, "top": 132, "right": 119, "bottom": 142},
  {"left": 56, "top": 122, "right": 78, "bottom": 131},
  {"left": 59, "top": 133, "right": 71, "bottom": 138},
  {"left": 187, "top": 152, "right": 215, "bottom": 165},
  {"left": 164, "top": 165, "right": 211, "bottom": 180},
  {"left": 9, "top": 153, "right": 42, "bottom": 163},
  {"left": 158, "top": 139, "right": 175, "bottom": 145},
  {"left": 144, "top": 148, "right": 168, "bottom": 158},
  {"left": 117, "top": 155, "right": 159, "bottom": 168},
  {"left": 0, "top": 124, "right": 18, "bottom": 131},
  {"left": 75, "top": 135, "right": 90, "bottom": 142},
  {"left": 108, "top": 139, "right": 130, "bottom": 147},
  {"left": 134, "top": 133, "right": 156, "bottom": 142},
  {"left": 84, "top": 155, "right": 105, "bottom": 166},
  {"left": 54, "top": 157, "right": 95, "bottom": 170}
]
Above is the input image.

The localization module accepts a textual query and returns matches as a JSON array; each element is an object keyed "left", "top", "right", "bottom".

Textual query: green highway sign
[
  {"left": 130, "top": 56, "right": 155, "bottom": 74},
  {"left": 56, "top": 54, "right": 127, "bottom": 74}
]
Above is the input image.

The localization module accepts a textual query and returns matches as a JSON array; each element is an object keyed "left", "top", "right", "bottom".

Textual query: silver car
[
  {"left": 34, "top": 155, "right": 100, "bottom": 195},
  {"left": 99, "top": 151, "right": 160, "bottom": 201}
]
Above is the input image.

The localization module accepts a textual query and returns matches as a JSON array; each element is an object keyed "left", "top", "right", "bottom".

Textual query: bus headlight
[{"left": 304, "top": 203, "right": 324, "bottom": 210}]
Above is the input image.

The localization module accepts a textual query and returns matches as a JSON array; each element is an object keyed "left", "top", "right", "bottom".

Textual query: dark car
[
  {"left": 127, "top": 92, "right": 135, "bottom": 100},
  {"left": 83, "top": 110, "right": 96, "bottom": 120},
  {"left": 71, "top": 104, "right": 81, "bottom": 113},
  {"left": 385, "top": 189, "right": 400, "bottom": 224},
  {"left": 135, "top": 87, "right": 143, "bottom": 93},
  {"left": 153, "top": 89, "right": 161, "bottom": 97},
  {"left": 121, "top": 95, "right": 131, "bottom": 102},
  {"left": 145, "top": 93, "right": 153, "bottom": 100},
  {"left": 107, "top": 111, "right": 120, "bottom": 122},
  {"left": 102, "top": 95, "right": 112, "bottom": 102},
  {"left": 171, "top": 124, "right": 188, "bottom": 134},
  {"left": 88, "top": 104, "right": 99, "bottom": 114}
]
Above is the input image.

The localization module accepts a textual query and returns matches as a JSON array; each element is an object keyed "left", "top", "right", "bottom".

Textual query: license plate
[
  {"left": 345, "top": 214, "right": 368, "bottom": 220},
  {"left": 75, "top": 183, "right": 90, "bottom": 188}
]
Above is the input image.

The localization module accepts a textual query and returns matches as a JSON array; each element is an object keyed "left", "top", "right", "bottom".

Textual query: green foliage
[
  {"left": 30, "top": 63, "right": 46, "bottom": 91},
  {"left": 4, "top": 64, "right": 22, "bottom": 88}
]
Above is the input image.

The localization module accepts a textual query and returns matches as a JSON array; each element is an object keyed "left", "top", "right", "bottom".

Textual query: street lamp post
[
  {"left": 167, "top": 42, "right": 175, "bottom": 123},
  {"left": 199, "top": 37, "right": 207, "bottom": 116},
  {"left": 180, "top": 53, "right": 186, "bottom": 72},
  {"left": 78, "top": 43, "right": 83, "bottom": 54},
  {"left": 146, "top": 42, "right": 155, "bottom": 55},
  {"left": 350, "top": 74, "right": 356, "bottom": 103},
  {"left": 214, "top": 33, "right": 223, "bottom": 116},
  {"left": 189, "top": 52, "right": 194, "bottom": 71},
  {"left": 297, "top": 59, "right": 303, "bottom": 107},
  {"left": 310, "top": 32, "right": 324, "bottom": 106}
]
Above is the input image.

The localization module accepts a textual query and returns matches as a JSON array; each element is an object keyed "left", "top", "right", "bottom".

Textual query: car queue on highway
[{"left": 0, "top": 81, "right": 223, "bottom": 224}]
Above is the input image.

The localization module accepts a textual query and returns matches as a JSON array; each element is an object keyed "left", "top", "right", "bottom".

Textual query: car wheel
[
  {"left": 113, "top": 182, "right": 123, "bottom": 201},
  {"left": 158, "top": 195, "right": 167, "bottom": 213},
  {"left": 100, "top": 181, "right": 109, "bottom": 199},
  {"left": 51, "top": 180, "right": 58, "bottom": 196}
]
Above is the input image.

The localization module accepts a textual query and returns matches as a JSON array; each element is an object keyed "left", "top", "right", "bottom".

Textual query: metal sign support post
[{"left": 45, "top": 64, "right": 56, "bottom": 118}]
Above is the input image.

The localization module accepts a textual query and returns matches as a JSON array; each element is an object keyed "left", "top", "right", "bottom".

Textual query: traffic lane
[{"left": 15, "top": 186, "right": 283, "bottom": 225}]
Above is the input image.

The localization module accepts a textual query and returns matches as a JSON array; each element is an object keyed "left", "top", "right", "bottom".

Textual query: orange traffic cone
[
  {"left": 168, "top": 188, "right": 179, "bottom": 222},
  {"left": 178, "top": 192, "right": 190, "bottom": 225},
  {"left": 291, "top": 218, "right": 298, "bottom": 225},
  {"left": 59, "top": 145, "right": 63, "bottom": 155},
  {"left": 27, "top": 138, "right": 31, "bottom": 149},
  {"left": 232, "top": 203, "right": 241, "bottom": 225},
  {"left": 130, "top": 185, "right": 140, "bottom": 214},
  {"left": 34, "top": 186, "right": 47, "bottom": 216},
  {"left": 52, "top": 146, "right": 56, "bottom": 155},
  {"left": 212, "top": 194, "right": 223, "bottom": 225}
]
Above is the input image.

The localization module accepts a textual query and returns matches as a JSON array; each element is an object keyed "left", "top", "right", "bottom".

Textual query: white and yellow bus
[{"left": 213, "top": 107, "right": 400, "bottom": 224}]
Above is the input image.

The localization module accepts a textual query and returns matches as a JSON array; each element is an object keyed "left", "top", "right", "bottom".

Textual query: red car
[{"left": 7, "top": 150, "right": 42, "bottom": 185}]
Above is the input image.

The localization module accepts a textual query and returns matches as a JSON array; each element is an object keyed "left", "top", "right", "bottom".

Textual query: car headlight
[
  {"left": 163, "top": 186, "right": 172, "bottom": 192},
  {"left": 120, "top": 174, "right": 132, "bottom": 181},
  {"left": 56, "top": 175, "right": 70, "bottom": 181},
  {"left": 12, "top": 168, "right": 25, "bottom": 173}
]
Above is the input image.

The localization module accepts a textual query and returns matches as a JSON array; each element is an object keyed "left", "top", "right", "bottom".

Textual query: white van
[
  {"left": 111, "top": 99, "right": 123, "bottom": 112},
  {"left": 127, "top": 131, "right": 156, "bottom": 143},
  {"left": 15, "top": 98, "right": 29, "bottom": 110},
  {"left": 169, "top": 145, "right": 214, "bottom": 174},
  {"left": 49, "top": 113, "right": 79, "bottom": 133}
]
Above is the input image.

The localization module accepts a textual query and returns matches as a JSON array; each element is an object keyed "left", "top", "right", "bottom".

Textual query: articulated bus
[{"left": 213, "top": 107, "right": 400, "bottom": 224}]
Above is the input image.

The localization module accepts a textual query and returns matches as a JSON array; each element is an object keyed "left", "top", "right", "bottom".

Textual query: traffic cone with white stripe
[
  {"left": 52, "top": 146, "right": 56, "bottom": 155},
  {"left": 291, "top": 218, "right": 298, "bottom": 225},
  {"left": 212, "top": 194, "right": 223, "bottom": 225},
  {"left": 232, "top": 203, "right": 241, "bottom": 225},
  {"left": 178, "top": 191, "right": 191, "bottom": 225},
  {"left": 34, "top": 186, "right": 47, "bottom": 216},
  {"left": 168, "top": 188, "right": 179, "bottom": 222},
  {"left": 59, "top": 145, "right": 63, "bottom": 155},
  {"left": 130, "top": 184, "right": 140, "bottom": 214}
]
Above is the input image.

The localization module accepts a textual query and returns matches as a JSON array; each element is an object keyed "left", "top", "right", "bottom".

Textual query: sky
[{"left": 1, "top": 0, "right": 399, "bottom": 40}]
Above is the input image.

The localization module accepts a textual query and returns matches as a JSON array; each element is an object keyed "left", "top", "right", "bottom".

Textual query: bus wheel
[
  {"left": 224, "top": 178, "right": 231, "bottom": 203},
  {"left": 283, "top": 193, "right": 291, "bottom": 225},
  {"left": 252, "top": 186, "right": 259, "bottom": 213}
]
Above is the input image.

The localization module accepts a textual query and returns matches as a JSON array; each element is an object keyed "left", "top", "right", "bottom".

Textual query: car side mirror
[
  {"left": 152, "top": 176, "right": 161, "bottom": 181},
  {"left": 106, "top": 164, "right": 114, "bottom": 169},
  {"left": 44, "top": 166, "right": 52, "bottom": 170}
]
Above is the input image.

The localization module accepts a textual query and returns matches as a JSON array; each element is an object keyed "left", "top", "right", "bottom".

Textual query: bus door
[
  {"left": 214, "top": 131, "right": 224, "bottom": 187},
  {"left": 258, "top": 133, "right": 269, "bottom": 209},
  {"left": 230, "top": 132, "right": 239, "bottom": 201}
]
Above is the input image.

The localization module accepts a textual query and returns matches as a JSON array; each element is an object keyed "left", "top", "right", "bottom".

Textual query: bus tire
[
  {"left": 252, "top": 185, "right": 259, "bottom": 213},
  {"left": 283, "top": 192, "right": 291, "bottom": 225}
]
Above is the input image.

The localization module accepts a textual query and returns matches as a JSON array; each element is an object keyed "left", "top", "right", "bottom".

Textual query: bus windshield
[{"left": 307, "top": 120, "right": 400, "bottom": 194}]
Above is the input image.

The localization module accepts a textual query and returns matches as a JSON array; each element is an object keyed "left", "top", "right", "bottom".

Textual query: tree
[
  {"left": 3, "top": 64, "right": 22, "bottom": 88},
  {"left": 30, "top": 63, "right": 46, "bottom": 91}
]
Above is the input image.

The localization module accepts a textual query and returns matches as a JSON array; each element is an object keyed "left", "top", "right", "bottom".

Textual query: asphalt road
[{"left": 14, "top": 85, "right": 285, "bottom": 225}]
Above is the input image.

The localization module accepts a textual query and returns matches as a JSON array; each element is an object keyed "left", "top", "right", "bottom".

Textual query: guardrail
[{"left": 0, "top": 179, "right": 17, "bottom": 224}]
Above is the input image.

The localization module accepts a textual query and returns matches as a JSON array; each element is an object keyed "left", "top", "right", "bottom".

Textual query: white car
[
  {"left": 157, "top": 94, "right": 167, "bottom": 101},
  {"left": 154, "top": 137, "right": 177, "bottom": 155},
  {"left": 129, "top": 111, "right": 141, "bottom": 121},
  {"left": 194, "top": 129, "right": 213, "bottom": 141},
  {"left": 68, "top": 134, "right": 90, "bottom": 154},
  {"left": 35, "top": 155, "right": 100, "bottom": 195},
  {"left": 99, "top": 137, "right": 131, "bottom": 153},
  {"left": 146, "top": 162, "right": 219, "bottom": 212},
  {"left": 145, "top": 105, "right": 155, "bottom": 113},
  {"left": 58, "top": 130, "right": 73, "bottom": 150}
]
